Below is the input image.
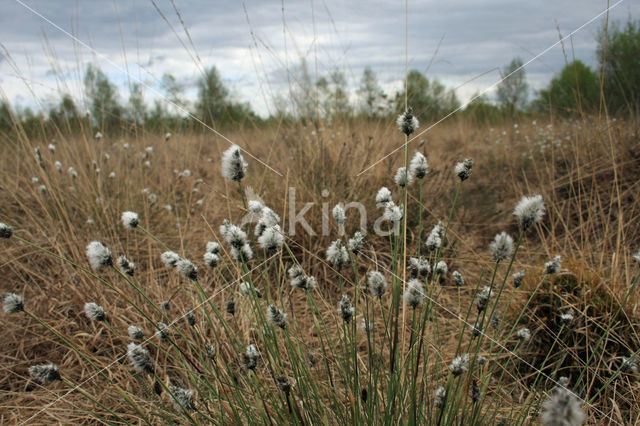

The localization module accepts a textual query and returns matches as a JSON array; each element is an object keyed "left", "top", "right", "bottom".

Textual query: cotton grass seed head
[
  {"left": 383, "top": 202, "right": 403, "bottom": 223},
  {"left": 425, "top": 223, "right": 444, "bottom": 251},
  {"left": 338, "top": 294, "right": 355, "bottom": 323},
  {"left": 332, "top": 204, "right": 346, "bottom": 224},
  {"left": 403, "top": 279, "right": 425, "bottom": 309},
  {"left": 434, "top": 386, "right": 447, "bottom": 408},
  {"left": 254, "top": 207, "right": 281, "bottom": 237},
  {"left": 560, "top": 309, "right": 574, "bottom": 326},
  {"left": 621, "top": 356, "right": 639, "bottom": 374},
  {"left": 396, "top": 109, "right": 419, "bottom": 135},
  {"left": 161, "top": 251, "right": 181, "bottom": 268},
  {"left": 516, "top": 327, "right": 531, "bottom": 342},
  {"left": 185, "top": 310, "right": 196, "bottom": 326},
  {"left": 86, "top": 241, "right": 113, "bottom": 271},
  {"left": 326, "top": 239, "right": 349, "bottom": 270},
  {"left": 376, "top": 187, "right": 392, "bottom": 205},
  {"left": 240, "top": 282, "right": 262, "bottom": 298},
  {"left": 206, "top": 241, "right": 220, "bottom": 254},
  {"left": 84, "top": 302, "right": 105, "bottom": 321},
  {"left": 226, "top": 297, "right": 236, "bottom": 315},
  {"left": 221, "top": 145, "right": 247, "bottom": 182},
  {"left": 288, "top": 265, "right": 317, "bottom": 291},
  {"left": 514, "top": 195, "right": 546, "bottom": 230},
  {"left": 29, "top": 363, "right": 61, "bottom": 383},
  {"left": 248, "top": 200, "right": 263, "bottom": 214},
  {"left": 220, "top": 220, "right": 248, "bottom": 249},
  {"left": 409, "top": 257, "right": 431, "bottom": 278},
  {"left": 242, "top": 344, "right": 259, "bottom": 370},
  {"left": 204, "top": 252, "right": 219, "bottom": 267},
  {"left": 475, "top": 286, "right": 494, "bottom": 312},
  {"left": 490, "top": 232, "right": 514, "bottom": 263},
  {"left": 169, "top": 385, "right": 195, "bottom": 411},
  {"left": 360, "top": 318, "right": 372, "bottom": 332},
  {"left": 471, "top": 380, "right": 481, "bottom": 403},
  {"left": 490, "top": 313, "right": 500, "bottom": 330},
  {"left": 540, "top": 378, "right": 585, "bottom": 426},
  {"left": 117, "top": 255, "right": 136, "bottom": 276},
  {"left": 367, "top": 271, "right": 388, "bottom": 298},
  {"left": 128, "top": 325, "right": 144, "bottom": 340},
  {"left": 257, "top": 225, "right": 284, "bottom": 251},
  {"left": 231, "top": 243, "right": 253, "bottom": 262},
  {"left": 176, "top": 259, "right": 198, "bottom": 280},
  {"left": 470, "top": 323, "right": 483, "bottom": 337},
  {"left": 2, "top": 292, "right": 24, "bottom": 313},
  {"left": 276, "top": 376, "right": 293, "bottom": 395},
  {"left": 348, "top": 231, "right": 365, "bottom": 254},
  {"left": 267, "top": 305, "right": 288, "bottom": 329},
  {"left": 34, "top": 147, "right": 43, "bottom": 167},
  {"left": 513, "top": 270, "right": 525, "bottom": 288},
  {"left": 205, "top": 343, "right": 217, "bottom": 361},
  {"left": 155, "top": 322, "right": 170, "bottom": 340},
  {"left": 435, "top": 260, "right": 448, "bottom": 277},
  {"left": 452, "top": 270, "right": 464, "bottom": 287},
  {"left": 394, "top": 167, "right": 413, "bottom": 188},
  {"left": 121, "top": 211, "right": 139, "bottom": 229},
  {"left": 545, "top": 255, "right": 562, "bottom": 274},
  {"left": 409, "top": 152, "right": 428, "bottom": 179},
  {"left": 454, "top": 159, "right": 473, "bottom": 181},
  {"left": 449, "top": 353, "right": 469, "bottom": 377}
]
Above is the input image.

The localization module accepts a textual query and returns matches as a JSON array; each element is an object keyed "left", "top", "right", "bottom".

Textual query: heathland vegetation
[{"left": 1, "top": 16, "right": 639, "bottom": 426}]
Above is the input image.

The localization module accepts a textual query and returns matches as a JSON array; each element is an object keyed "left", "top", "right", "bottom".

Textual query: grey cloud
[{"left": 1, "top": 0, "right": 639, "bottom": 115}]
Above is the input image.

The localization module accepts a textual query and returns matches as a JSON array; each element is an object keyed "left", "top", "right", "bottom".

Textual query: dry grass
[{"left": 1, "top": 115, "right": 639, "bottom": 424}]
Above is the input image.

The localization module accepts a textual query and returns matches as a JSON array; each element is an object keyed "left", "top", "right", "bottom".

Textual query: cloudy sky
[{"left": 1, "top": 0, "right": 638, "bottom": 117}]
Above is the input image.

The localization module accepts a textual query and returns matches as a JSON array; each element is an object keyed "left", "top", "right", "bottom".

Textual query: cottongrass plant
[
  {"left": 221, "top": 145, "right": 247, "bottom": 182},
  {"left": 29, "top": 363, "right": 61, "bottom": 383},
  {"left": 84, "top": 302, "right": 105, "bottom": 321},
  {"left": 0, "top": 222, "right": 13, "bottom": 238},
  {"left": 3, "top": 292, "right": 24, "bottom": 313},
  {"left": 5, "top": 113, "right": 639, "bottom": 426},
  {"left": 86, "top": 241, "right": 113, "bottom": 270},
  {"left": 540, "top": 378, "right": 585, "bottom": 426},
  {"left": 127, "top": 342, "right": 154, "bottom": 374}
]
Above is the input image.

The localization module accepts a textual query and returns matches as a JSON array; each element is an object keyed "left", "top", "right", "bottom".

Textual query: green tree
[
  {"left": 462, "top": 94, "right": 502, "bottom": 125},
  {"left": 161, "top": 73, "right": 186, "bottom": 111},
  {"left": 316, "top": 70, "right": 351, "bottom": 121},
  {"left": 597, "top": 19, "right": 640, "bottom": 116},
  {"left": 84, "top": 64, "right": 123, "bottom": 132},
  {"left": 0, "top": 100, "right": 15, "bottom": 134},
  {"left": 395, "top": 70, "right": 460, "bottom": 122},
  {"left": 128, "top": 83, "right": 146, "bottom": 125},
  {"left": 48, "top": 94, "right": 80, "bottom": 133},
  {"left": 497, "top": 57, "right": 528, "bottom": 115},
  {"left": 145, "top": 74, "right": 187, "bottom": 131},
  {"left": 195, "top": 66, "right": 230, "bottom": 126},
  {"left": 288, "top": 58, "right": 317, "bottom": 122},
  {"left": 195, "top": 66, "right": 255, "bottom": 128},
  {"left": 357, "top": 66, "right": 386, "bottom": 118},
  {"left": 534, "top": 60, "right": 600, "bottom": 116}
]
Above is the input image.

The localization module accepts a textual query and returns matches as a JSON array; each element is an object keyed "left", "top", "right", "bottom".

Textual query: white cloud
[{"left": 1, "top": 0, "right": 638, "bottom": 117}]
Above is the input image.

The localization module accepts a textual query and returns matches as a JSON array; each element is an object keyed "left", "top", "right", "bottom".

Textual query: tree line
[{"left": 1, "top": 18, "right": 639, "bottom": 138}]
